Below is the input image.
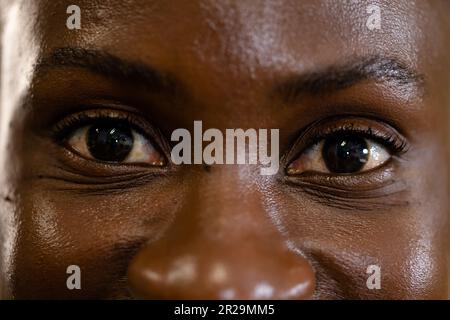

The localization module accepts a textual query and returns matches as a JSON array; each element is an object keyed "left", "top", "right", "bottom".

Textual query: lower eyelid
[
  {"left": 47, "top": 138, "right": 169, "bottom": 183},
  {"left": 285, "top": 158, "right": 402, "bottom": 190}
]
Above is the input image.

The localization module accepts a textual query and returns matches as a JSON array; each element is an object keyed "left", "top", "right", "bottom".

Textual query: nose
[{"left": 127, "top": 168, "right": 316, "bottom": 299}]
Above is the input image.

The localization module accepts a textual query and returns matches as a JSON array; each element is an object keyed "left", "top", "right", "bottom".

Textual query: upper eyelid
[
  {"left": 303, "top": 117, "right": 406, "bottom": 149},
  {"left": 309, "top": 128, "right": 407, "bottom": 154},
  {"left": 51, "top": 109, "right": 153, "bottom": 141}
]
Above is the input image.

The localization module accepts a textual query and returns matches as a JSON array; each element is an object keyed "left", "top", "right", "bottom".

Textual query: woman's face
[{"left": 1, "top": 0, "right": 450, "bottom": 299}]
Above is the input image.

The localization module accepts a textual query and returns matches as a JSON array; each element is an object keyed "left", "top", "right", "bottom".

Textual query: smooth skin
[{"left": 0, "top": 0, "right": 450, "bottom": 299}]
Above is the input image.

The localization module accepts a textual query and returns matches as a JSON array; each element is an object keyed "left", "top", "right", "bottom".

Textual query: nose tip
[{"left": 127, "top": 240, "right": 315, "bottom": 299}]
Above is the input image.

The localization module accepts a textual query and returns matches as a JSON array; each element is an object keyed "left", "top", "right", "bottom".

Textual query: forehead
[{"left": 5, "top": 0, "right": 449, "bottom": 70}]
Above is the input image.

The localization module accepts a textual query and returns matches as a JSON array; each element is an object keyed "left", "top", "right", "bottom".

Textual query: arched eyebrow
[
  {"left": 36, "top": 47, "right": 182, "bottom": 96},
  {"left": 274, "top": 56, "right": 425, "bottom": 103}
]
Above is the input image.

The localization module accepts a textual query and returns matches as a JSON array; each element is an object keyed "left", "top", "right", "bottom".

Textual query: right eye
[
  {"left": 285, "top": 117, "right": 409, "bottom": 178},
  {"left": 66, "top": 119, "right": 165, "bottom": 166},
  {"left": 287, "top": 133, "right": 391, "bottom": 175}
]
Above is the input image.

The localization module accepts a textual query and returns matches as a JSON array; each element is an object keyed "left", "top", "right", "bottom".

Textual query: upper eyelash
[
  {"left": 51, "top": 111, "right": 148, "bottom": 143},
  {"left": 307, "top": 125, "right": 409, "bottom": 155}
]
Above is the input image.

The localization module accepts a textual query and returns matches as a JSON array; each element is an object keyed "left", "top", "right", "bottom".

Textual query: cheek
[
  {"left": 10, "top": 180, "right": 182, "bottom": 299},
  {"left": 401, "top": 237, "right": 448, "bottom": 298},
  {"left": 275, "top": 185, "right": 448, "bottom": 298}
]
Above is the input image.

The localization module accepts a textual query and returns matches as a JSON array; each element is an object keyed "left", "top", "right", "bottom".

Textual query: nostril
[{"left": 127, "top": 244, "right": 316, "bottom": 300}]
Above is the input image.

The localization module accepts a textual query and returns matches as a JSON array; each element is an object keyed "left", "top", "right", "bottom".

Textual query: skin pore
[{"left": 1, "top": 0, "right": 450, "bottom": 299}]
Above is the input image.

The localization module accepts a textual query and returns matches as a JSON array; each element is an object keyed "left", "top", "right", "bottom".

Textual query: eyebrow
[
  {"left": 37, "top": 47, "right": 424, "bottom": 103},
  {"left": 36, "top": 47, "right": 180, "bottom": 95},
  {"left": 274, "top": 56, "right": 425, "bottom": 102}
]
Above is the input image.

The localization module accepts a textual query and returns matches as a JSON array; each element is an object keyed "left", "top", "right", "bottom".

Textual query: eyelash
[
  {"left": 51, "top": 109, "right": 151, "bottom": 144},
  {"left": 311, "top": 127, "right": 408, "bottom": 155}
]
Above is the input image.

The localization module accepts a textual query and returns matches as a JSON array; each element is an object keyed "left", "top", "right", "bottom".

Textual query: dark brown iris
[
  {"left": 322, "top": 134, "right": 369, "bottom": 173},
  {"left": 87, "top": 121, "right": 134, "bottom": 162}
]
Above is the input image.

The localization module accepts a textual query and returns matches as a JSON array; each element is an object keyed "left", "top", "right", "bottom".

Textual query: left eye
[
  {"left": 287, "top": 133, "right": 391, "bottom": 175},
  {"left": 67, "top": 120, "right": 165, "bottom": 165}
]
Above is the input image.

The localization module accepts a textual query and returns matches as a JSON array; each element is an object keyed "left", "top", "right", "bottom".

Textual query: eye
[
  {"left": 66, "top": 119, "right": 165, "bottom": 165},
  {"left": 287, "top": 133, "right": 391, "bottom": 175}
]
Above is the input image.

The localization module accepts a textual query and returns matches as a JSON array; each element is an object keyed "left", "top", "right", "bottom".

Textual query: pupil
[
  {"left": 322, "top": 134, "right": 369, "bottom": 173},
  {"left": 87, "top": 121, "right": 134, "bottom": 162}
]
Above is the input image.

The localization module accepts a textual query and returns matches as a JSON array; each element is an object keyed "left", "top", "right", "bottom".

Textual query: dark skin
[{"left": 0, "top": 0, "right": 450, "bottom": 299}]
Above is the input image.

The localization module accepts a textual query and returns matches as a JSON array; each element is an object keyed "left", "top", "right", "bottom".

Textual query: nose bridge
[
  {"left": 191, "top": 166, "right": 276, "bottom": 242},
  {"left": 141, "top": 166, "right": 283, "bottom": 261},
  {"left": 127, "top": 166, "right": 316, "bottom": 299}
]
